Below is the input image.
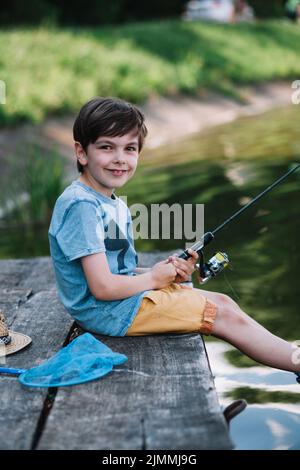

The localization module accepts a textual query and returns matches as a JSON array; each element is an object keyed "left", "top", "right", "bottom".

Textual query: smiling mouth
[{"left": 106, "top": 169, "right": 128, "bottom": 176}]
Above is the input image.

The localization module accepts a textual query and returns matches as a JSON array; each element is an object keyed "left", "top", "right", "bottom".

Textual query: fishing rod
[{"left": 178, "top": 163, "right": 300, "bottom": 283}]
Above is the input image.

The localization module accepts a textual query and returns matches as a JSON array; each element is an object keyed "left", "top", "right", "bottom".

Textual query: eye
[
  {"left": 99, "top": 145, "right": 112, "bottom": 150},
  {"left": 126, "top": 146, "right": 137, "bottom": 152}
]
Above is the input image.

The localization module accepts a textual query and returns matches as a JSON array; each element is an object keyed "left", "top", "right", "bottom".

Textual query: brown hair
[{"left": 73, "top": 97, "right": 148, "bottom": 172}]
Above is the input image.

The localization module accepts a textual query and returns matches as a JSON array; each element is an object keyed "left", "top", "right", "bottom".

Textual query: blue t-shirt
[{"left": 48, "top": 180, "right": 149, "bottom": 336}]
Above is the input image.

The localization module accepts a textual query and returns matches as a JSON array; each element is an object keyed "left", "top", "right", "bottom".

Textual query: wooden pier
[{"left": 0, "top": 256, "right": 233, "bottom": 450}]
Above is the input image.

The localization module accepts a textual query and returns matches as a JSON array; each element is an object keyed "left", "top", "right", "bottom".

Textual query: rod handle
[{"left": 178, "top": 232, "right": 215, "bottom": 260}]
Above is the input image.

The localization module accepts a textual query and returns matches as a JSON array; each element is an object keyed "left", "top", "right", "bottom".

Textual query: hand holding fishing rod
[{"left": 178, "top": 163, "right": 300, "bottom": 284}]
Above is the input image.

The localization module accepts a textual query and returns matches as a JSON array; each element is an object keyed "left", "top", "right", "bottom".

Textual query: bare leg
[{"left": 196, "top": 288, "right": 300, "bottom": 373}]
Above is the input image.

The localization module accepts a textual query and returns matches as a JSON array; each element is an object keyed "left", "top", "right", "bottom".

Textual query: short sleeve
[{"left": 56, "top": 201, "right": 106, "bottom": 261}]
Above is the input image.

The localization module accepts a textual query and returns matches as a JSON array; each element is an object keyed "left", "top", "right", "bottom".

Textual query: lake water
[{"left": 1, "top": 104, "right": 300, "bottom": 448}]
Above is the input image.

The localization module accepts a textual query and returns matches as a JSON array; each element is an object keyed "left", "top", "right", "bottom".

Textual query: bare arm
[
  {"left": 134, "top": 267, "right": 151, "bottom": 274},
  {"left": 81, "top": 252, "right": 176, "bottom": 301}
]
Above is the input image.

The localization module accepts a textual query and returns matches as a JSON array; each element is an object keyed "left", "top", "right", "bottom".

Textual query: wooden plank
[
  {"left": 1, "top": 256, "right": 233, "bottom": 450},
  {"left": 0, "top": 257, "right": 56, "bottom": 292},
  {"left": 0, "top": 259, "right": 72, "bottom": 450},
  {"left": 38, "top": 333, "right": 233, "bottom": 450}
]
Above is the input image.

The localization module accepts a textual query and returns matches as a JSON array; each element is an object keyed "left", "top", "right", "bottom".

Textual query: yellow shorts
[{"left": 125, "top": 283, "right": 217, "bottom": 336}]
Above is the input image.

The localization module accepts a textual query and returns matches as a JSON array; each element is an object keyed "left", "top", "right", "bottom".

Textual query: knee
[
  {"left": 217, "top": 293, "right": 237, "bottom": 309},
  {"left": 217, "top": 294, "right": 247, "bottom": 326}
]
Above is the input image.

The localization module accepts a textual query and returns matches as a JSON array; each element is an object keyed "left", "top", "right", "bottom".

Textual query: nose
[{"left": 113, "top": 148, "right": 126, "bottom": 165}]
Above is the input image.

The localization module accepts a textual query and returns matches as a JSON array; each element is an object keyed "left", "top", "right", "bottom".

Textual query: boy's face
[{"left": 75, "top": 130, "right": 140, "bottom": 197}]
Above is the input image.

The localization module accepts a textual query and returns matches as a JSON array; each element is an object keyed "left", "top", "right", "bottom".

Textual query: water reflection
[
  {"left": 1, "top": 105, "right": 300, "bottom": 448},
  {"left": 125, "top": 157, "right": 300, "bottom": 336},
  {"left": 206, "top": 341, "right": 300, "bottom": 450},
  {"left": 0, "top": 222, "right": 49, "bottom": 259},
  {"left": 231, "top": 407, "right": 300, "bottom": 450}
]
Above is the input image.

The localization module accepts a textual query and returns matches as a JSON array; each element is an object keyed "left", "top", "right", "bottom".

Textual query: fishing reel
[
  {"left": 197, "top": 251, "right": 229, "bottom": 284},
  {"left": 179, "top": 233, "right": 230, "bottom": 284}
]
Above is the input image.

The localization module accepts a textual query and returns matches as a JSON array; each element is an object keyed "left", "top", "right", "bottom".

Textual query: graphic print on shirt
[{"left": 104, "top": 219, "right": 130, "bottom": 272}]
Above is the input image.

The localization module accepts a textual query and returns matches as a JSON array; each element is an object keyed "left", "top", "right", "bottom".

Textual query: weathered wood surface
[
  {"left": 0, "top": 256, "right": 233, "bottom": 450},
  {"left": 38, "top": 333, "right": 233, "bottom": 450},
  {"left": 0, "top": 258, "right": 72, "bottom": 450}
]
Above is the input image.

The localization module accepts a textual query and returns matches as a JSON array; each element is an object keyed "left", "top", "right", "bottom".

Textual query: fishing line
[{"left": 178, "top": 163, "right": 300, "bottom": 284}]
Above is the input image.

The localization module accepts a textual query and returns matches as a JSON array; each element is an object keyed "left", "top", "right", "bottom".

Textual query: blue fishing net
[{"left": 18, "top": 333, "right": 127, "bottom": 388}]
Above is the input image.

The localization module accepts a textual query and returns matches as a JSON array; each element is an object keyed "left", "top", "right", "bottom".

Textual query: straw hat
[{"left": 0, "top": 310, "right": 32, "bottom": 357}]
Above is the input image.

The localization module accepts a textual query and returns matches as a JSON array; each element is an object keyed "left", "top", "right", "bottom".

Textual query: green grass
[
  {"left": 3, "top": 145, "right": 65, "bottom": 225},
  {"left": 1, "top": 19, "right": 300, "bottom": 125},
  {"left": 226, "top": 386, "right": 300, "bottom": 404}
]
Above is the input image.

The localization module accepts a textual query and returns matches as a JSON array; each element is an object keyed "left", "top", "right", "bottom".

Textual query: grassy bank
[{"left": 1, "top": 19, "right": 300, "bottom": 125}]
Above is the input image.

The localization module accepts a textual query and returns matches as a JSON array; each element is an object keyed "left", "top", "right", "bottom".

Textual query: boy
[{"left": 49, "top": 97, "right": 300, "bottom": 381}]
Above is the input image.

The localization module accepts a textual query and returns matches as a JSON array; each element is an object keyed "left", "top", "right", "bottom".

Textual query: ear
[{"left": 74, "top": 141, "right": 88, "bottom": 168}]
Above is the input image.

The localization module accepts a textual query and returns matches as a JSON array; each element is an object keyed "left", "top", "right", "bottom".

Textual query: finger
[
  {"left": 187, "top": 249, "right": 199, "bottom": 260},
  {"left": 175, "top": 268, "right": 192, "bottom": 280},
  {"left": 174, "top": 259, "right": 193, "bottom": 274},
  {"left": 187, "top": 249, "right": 198, "bottom": 261},
  {"left": 186, "top": 257, "right": 198, "bottom": 269},
  {"left": 186, "top": 267, "right": 195, "bottom": 276},
  {"left": 180, "top": 284, "right": 193, "bottom": 290},
  {"left": 174, "top": 262, "right": 189, "bottom": 275},
  {"left": 175, "top": 268, "right": 189, "bottom": 280}
]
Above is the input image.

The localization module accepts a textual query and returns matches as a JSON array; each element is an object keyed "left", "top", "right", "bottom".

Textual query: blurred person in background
[
  {"left": 232, "top": 0, "right": 255, "bottom": 22},
  {"left": 182, "top": 0, "right": 235, "bottom": 23},
  {"left": 182, "top": 0, "right": 254, "bottom": 23},
  {"left": 285, "top": 0, "right": 300, "bottom": 23}
]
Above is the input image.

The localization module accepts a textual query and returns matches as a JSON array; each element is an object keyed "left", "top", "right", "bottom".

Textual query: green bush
[
  {"left": 248, "top": 0, "right": 286, "bottom": 18},
  {"left": 0, "top": 0, "right": 187, "bottom": 26},
  {"left": 0, "top": 0, "right": 58, "bottom": 26},
  {"left": 1, "top": 19, "right": 300, "bottom": 125},
  {"left": 0, "top": 1, "right": 291, "bottom": 26}
]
